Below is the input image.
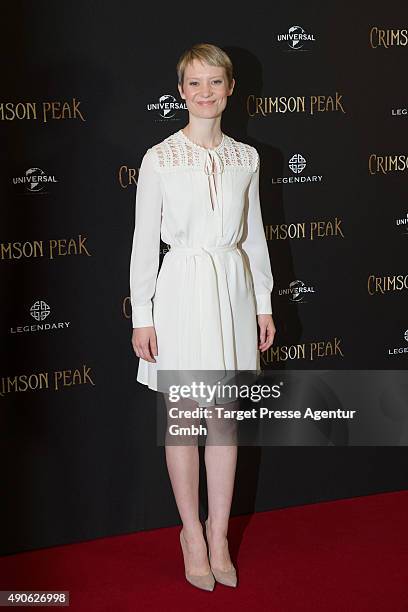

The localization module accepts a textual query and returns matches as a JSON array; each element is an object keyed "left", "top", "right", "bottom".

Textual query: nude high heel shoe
[
  {"left": 205, "top": 519, "right": 238, "bottom": 588},
  {"left": 179, "top": 529, "right": 215, "bottom": 591}
]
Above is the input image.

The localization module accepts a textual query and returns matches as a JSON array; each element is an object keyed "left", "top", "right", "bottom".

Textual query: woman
[{"left": 130, "top": 43, "right": 276, "bottom": 591}]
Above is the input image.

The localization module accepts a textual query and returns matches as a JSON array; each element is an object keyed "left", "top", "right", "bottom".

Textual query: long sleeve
[
  {"left": 240, "top": 149, "right": 274, "bottom": 315},
  {"left": 129, "top": 147, "right": 163, "bottom": 328}
]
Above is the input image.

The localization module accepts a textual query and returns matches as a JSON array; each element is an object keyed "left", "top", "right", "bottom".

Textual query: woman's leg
[
  {"left": 163, "top": 393, "right": 210, "bottom": 575},
  {"left": 204, "top": 400, "right": 239, "bottom": 571}
]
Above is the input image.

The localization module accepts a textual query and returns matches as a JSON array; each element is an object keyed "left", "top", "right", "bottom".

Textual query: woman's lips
[{"left": 197, "top": 101, "right": 215, "bottom": 105}]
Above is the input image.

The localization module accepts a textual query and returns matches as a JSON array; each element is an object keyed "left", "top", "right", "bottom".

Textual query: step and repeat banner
[{"left": 1, "top": 3, "right": 407, "bottom": 555}]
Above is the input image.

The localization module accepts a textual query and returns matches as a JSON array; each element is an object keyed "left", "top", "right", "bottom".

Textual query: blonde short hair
[{"left": 177, "top": 43, "right": 234, "bottom": 89}]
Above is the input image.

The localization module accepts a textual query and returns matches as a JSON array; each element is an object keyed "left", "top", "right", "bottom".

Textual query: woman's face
[{"left": 178, "top": 59, "right": 235, "bottom": 121}]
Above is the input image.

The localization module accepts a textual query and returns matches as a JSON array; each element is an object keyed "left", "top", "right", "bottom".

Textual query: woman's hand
[
  {"left": 257, "top": 314, "right": 276, "bottom": 352},
  {"left": 132, "top": 326, "right": 158, "bottom": 363}
]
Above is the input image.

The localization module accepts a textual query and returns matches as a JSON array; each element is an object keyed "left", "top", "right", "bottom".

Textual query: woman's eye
[{"left": 188, "top": 80, "right": 222, "bottom": 86}]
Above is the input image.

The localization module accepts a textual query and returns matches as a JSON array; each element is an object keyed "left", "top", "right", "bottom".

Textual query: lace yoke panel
[{"left": 151, "top": 130, "right": 259, "bottom": 173}]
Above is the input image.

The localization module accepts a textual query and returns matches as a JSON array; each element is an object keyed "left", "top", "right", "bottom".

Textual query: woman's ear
[{"left": 178, "top": 82, "right": 185, "bottom": 100}]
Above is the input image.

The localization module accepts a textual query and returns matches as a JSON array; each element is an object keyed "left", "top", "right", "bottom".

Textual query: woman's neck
[{"left": 182, "top": 123, "right": 223, "bottom": 149}]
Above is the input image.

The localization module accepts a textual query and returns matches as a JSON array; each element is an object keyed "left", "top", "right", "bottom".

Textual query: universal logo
[
  {"left": 10, "top": 300, "right": 70, "bottom": 334},
  {"left": 272, "top": 153, "right": 323, "bottom": 185},
  {"left": 277, "top": 25, "right": 316, "bottom": 50},
  {"left": 279, "top": 280, "right": 316, "bottom": 304},
  {"left": 13, "top": 168, "right": 58, "bottom": 193},
  {"left": 147, "top": 94, "right": 187, "bottom": 121},
  {"left": 388, "top": 329, "right": 408, "bottom": 356},
  {"left": 395, "top": 212, "right": 408, "bottom": 236}
]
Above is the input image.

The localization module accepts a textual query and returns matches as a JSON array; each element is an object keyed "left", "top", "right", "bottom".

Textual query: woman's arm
[
  {"left": 129, "top": 147, "right": 163, "bottom": 328},
  {"left": 240, "top": 149, "right": 274, "bottom": 315}
]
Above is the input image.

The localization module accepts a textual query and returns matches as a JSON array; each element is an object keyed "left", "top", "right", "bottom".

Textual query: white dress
[{"left": 129, "top": 128, "right": 274, "bottom": 396}]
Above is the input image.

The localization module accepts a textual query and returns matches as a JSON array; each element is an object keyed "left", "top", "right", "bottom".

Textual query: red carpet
[{"left": 1, "top": 490, "right": 408, "bottom": 611}]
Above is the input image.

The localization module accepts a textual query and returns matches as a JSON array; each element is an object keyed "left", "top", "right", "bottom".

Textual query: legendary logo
[
  {"left": 271, "top": 153, "right": 323, "bottom": 185},
  {"left": 9, "top": 301, "right": 71, "bottom": 334},
  {"left": 30, "top": 300, "right": 51, "bottom": 321},
  {"left": 387, "top": 330, "right": 408, "bottom": 356},
  {"left": 391, "top": 107, "right": 407, "bottom": 116}
]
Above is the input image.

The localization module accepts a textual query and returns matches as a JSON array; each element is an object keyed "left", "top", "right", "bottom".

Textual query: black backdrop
[{"left": 1, "top": 2, "right": 407, "bottom": 556}]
